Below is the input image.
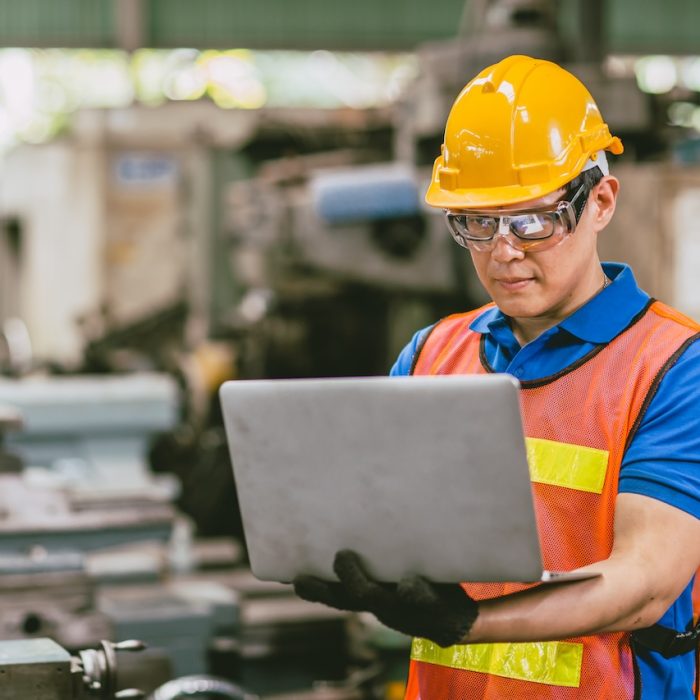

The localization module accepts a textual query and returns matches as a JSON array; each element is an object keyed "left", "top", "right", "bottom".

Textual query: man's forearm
[
  {"left": 460, "top": 493, "right": 700, "bottom": 645},
  {"left": 462, "top": 557, "right": 666, "bottom": 644}
]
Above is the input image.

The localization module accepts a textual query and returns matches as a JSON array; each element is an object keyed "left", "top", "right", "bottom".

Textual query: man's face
[{"left": 460, "top": 183, "right": 604, "bottom": 323}]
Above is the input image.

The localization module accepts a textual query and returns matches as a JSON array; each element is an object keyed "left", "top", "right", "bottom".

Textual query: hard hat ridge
[{"left": 476, "top": 53, "right": 542, "bottom": 96}]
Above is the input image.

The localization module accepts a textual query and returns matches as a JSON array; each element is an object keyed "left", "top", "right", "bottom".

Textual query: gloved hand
[{"left": 293, "top": 549, "right": 479, "bottom": 648}]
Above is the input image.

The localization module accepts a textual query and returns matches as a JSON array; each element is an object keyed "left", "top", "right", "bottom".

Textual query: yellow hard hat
[{"left": 425, "top": 55, "right": 624, "bottom": 209}]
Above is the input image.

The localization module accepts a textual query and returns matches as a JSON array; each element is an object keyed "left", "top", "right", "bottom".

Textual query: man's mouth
[{"left": 494, "top": 277, "right": 534, "bottom": 290}]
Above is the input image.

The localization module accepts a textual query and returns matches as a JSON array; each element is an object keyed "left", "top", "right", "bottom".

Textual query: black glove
[{"left": 293, "top": 549, "right": 479, "bottom": 648}]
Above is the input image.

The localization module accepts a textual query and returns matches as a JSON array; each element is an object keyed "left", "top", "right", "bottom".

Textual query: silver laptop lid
[{"left": 220, "top": 374, "right": 544, "bottom": 584}]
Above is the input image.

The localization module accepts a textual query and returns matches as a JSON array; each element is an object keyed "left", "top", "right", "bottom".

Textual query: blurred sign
[
  {"left": 106, "top": 149, "right": 185, "bottom": 326},
  {"left": 113, "top": 153, "right": 178, "bottom": 188}
]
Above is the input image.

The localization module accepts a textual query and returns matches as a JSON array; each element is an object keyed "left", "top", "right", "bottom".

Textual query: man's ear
[{"left": 590, "top": 176, "right": 619, "bottom": 232}]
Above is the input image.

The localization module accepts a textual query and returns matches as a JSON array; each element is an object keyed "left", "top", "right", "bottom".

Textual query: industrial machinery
[
  {"left": 0, "top": 377, "right": 176, "bottom": 663},
  {"left": 0, "top": 637, "right": 146, "bottom": 700},
  {"left": 0, "top": 636, "right": 261, "bottom": 700}
]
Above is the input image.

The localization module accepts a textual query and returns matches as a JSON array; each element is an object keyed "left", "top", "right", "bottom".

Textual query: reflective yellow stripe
[
  {"left": 411, "top": 638, "right": 584, "bottom": 687},
  {"left": 525, "top": 437, "right": 609, "bottom": 494}
]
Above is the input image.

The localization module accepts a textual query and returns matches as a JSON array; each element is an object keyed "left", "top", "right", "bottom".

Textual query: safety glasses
[{"left": 444, "top": 182, "right": 589, "bottom": 253}]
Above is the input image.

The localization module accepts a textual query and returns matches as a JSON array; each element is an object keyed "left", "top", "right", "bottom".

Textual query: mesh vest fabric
[{"left": 405, "top": 300, "right": 700, "bottom": 700}]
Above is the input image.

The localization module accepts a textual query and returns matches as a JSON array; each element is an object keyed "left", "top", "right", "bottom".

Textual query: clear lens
[
  {"left": 464, "top": 215, "right": 498, "bottom": 239},
  {"left": 445, "top": 202, "right": 576, "bottom": 253},
  {"left": 446, "top": 214, "right": 495, "bottom": 240},
  {"left": 508, "top": 213, "right": 556, "bottom": 239}
]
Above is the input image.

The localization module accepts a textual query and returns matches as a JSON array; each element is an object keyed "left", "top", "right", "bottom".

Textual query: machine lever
[
  {"left": 115, "top": 690, "right": 146, "bottom": 699},
  {"left": 112, "top": 640, "right": 147, "bottom": 653}
]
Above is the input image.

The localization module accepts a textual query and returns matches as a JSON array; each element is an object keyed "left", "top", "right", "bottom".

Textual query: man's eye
[{"left": 466, "top": 217, "right": 496, "bottom": 237}]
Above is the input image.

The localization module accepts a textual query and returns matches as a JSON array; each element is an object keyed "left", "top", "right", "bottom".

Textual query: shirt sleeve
[
  {"left": 619, "top": 338, "right": 700, "bottom": 519},
  {"left": 389, "top": 325, "right": 433, "bottom": 376}
]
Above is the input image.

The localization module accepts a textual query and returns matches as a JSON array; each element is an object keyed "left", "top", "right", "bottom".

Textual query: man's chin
[
  {"left": 491, "top": 291, "right": 546, "bottom": 318},
  {"left": 492, "top": 297, "right": 546, "bottom": 320}
]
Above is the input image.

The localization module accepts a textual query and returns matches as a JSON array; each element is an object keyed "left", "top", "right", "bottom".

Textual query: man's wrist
[{"left": 457, "top": 601, "right": 485, "bottom": 644}]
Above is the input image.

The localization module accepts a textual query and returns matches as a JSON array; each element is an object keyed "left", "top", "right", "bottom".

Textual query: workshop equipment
[
  {"left": 0, "top": 637, "right": 146, "bottom": 700},
  {"left": 0, "top": 373, "right": 179, "bottom": 503}
]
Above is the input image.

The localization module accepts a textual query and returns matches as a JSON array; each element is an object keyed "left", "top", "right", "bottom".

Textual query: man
[{"left": 294, "top": 55, "right": 700, "bottom": 698}]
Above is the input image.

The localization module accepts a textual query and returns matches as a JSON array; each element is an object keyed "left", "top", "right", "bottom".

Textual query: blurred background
[{"left": 0, "top": 1, "right": 698, "bottom": 698}]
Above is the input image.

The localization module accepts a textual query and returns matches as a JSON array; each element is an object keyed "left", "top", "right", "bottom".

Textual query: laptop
[{"left": 220, "top": 374, "right": 598, "bottom": 585}]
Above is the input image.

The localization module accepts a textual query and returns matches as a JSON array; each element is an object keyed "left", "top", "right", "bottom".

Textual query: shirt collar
[{"left": 469, "top": 263, "right": 650, "bottom": 344}]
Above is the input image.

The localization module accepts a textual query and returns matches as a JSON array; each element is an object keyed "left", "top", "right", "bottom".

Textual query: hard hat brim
[
  {"left": 425, "top": 139, "right": 623, "bottom": 210},
  {"left": 425, "top": 178, "right": 570, "bottom": 210}
]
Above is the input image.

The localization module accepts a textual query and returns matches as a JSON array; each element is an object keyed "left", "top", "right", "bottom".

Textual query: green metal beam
[
  {"left": 607, "top": 0, "right": 700, "bottom": 54},
  {"left": 147, "top": 0, "right": 466, "bottom": 50},
  {"left": 0, "top": 0, "right": 113, "bottom": 48},
  {"left": 0, "top": 0, "right": 694, "bottom": 55}
]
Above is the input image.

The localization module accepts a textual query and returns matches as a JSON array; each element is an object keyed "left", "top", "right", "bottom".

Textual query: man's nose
[{"left": 490, "top": 228, "right": 525, "bottom": 262}]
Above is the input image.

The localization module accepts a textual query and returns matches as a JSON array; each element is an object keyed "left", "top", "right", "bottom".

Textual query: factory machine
[{"left": 0, "top": 383, "right": 373, "bottom": 699}]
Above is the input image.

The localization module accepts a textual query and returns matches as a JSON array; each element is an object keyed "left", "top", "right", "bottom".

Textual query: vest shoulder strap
[
  {"left": 410, "top": 304, "right": 495, "bottom": 375},
  {"left": 650, "top": 300, "right": 700, "bottom": 332}
]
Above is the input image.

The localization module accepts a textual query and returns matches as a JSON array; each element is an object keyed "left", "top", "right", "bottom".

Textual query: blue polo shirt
[{"left": 390, "top": 262, "right": 700, "bottom": 698}]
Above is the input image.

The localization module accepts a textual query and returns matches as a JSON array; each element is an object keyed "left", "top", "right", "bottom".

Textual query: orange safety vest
[{"left": 405, "top": 299, "right": 700, "bottom": 700}]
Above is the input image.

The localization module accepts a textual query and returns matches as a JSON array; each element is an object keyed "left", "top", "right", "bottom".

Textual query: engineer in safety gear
[{"left": 294, "top": 55, "right": 700, "bottom": 699}]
